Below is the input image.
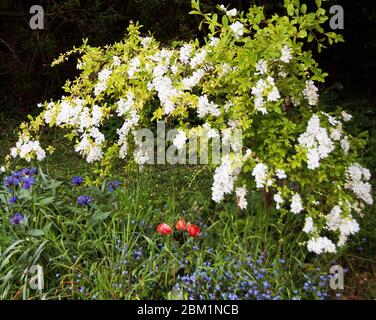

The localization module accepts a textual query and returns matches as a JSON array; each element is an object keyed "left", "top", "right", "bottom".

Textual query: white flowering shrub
[{"left": 5, "top": 0, "right": 373, "bottom": 254}]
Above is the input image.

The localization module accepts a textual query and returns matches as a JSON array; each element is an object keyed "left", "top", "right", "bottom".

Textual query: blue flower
[
  {"left": 21, "top": 168, "right": 31, "bottom": 176},
  {"left": 4, "top": 176, "right": 19, "bottom": 188},
  {"left": 72, "top": 176, "right": 84, "bottom": 186},
  {"left": 9, "top": 195, "right": 18, "bottom": 204},
  {"left": 22, "top": 176, "right": 36, "bottom": 189},
  {"left": 9, "top": 212, "right": 24, "bottom": 225},
  {"left": 108, "top": 180, "right": 120, "bottom": 192},
  {"left": 29, "top": 167, "right": 38, "bottom": 175},
  {"left": 77, "top": 195, "right": 93, "bottom": 206}
]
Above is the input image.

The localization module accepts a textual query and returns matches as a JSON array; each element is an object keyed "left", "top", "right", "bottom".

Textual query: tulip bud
[
  {"left": 156, "top": 223, "right": 173, "bottom": 235},
  {"left": 176, "top": 219, "right": 187, "bottom": 231},
  {"left": 187, "top": 223, "right": 201, "bottom": 238}
]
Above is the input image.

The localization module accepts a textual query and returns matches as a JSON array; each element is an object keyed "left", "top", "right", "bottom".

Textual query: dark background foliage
[{"left": 0, "top": 0, "right": 375, "bottom": 116}]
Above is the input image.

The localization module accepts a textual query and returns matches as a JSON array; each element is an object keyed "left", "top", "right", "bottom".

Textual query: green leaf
[
  {"left": 91, "top": 211, "right": 111, "bottom": 225},
  {"left": 39, "top": 197, "right": 55, "bottom": 206},
  {"left": 26, "top": 229, "right": 45, "bottom": 237}
]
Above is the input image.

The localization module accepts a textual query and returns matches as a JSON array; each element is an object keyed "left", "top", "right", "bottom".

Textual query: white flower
[
  {"left": 252, "top": 163, "right": 268, "bottom": 189},
  {"left": 208, "top": 37, "right": 219, "bottom": 47},
  {"left": 302, "top": 80, "right": 319, "bottom": 106},
  {"left": 116, "top": 92, "right": 135, "bottom": 117},
  {"left": 182, "top": 69, "right": 205, "bottom": 90},
  {"left": 113, "top": 56, "right": 121, "bottom": 66},
  {"left": 330, "top": 128, "right": 342, "bottom": 141},
  {"left": 290, "top": 193, "right": 303, "bottom": 214},
  {"left": 94, "top": 68, "right": 112, "bottom": 96},
  {"left": 303, "top": 217, "right": 315, "bottom": 234},
  {"left": 141, "top": 36, "right": 153, "bottom": 48},
  {"left": 76, "top": 61, "right": 84, "bottom": 70},
  {"left": 11, "top": 135, "right": 46, "bottom": 162},
  {"left": 0, "top": 166, "right": 5, "bottom": 173},
  {"left": 43, "top": 102, "right": 57, "bottom": 124},
  {"left": 255, "top": 60, "right": 268, "bottom": 75},
  {"left": 290, "top": 96, "right": 301, "bottom": 107},
  {"left": 212, "top": 155, "right": 238, "bottom": 202},
  {"left": 229, "top": 21, "right": 244, "bottom": 38},
  {"left": 326, "top": 205, "right": 359, "bottom": 247},
  {"left": 190, "top": 49, "right": 207, "bottom": 69},
  {"left": 345, "top": 163, "right": 373, "bottom": 205},
  {"left": 340, "top": 136, "right": 350, "bottom": 155},
  {"left": 197, "top": 95, "right": 220, "bottom": 118},
  {"left": 276, "top": 169, "right": 287, "bottom": 179},
  {"left": 321, "top": 112, "right": 339, "bottom": 126},
  {"left": 341, "top": 111, "right": 353, "bottom": 122},
  {"left": 202, "top": 123, "right": 219, "bottom": 139},
  {"left": 179, "top": 44, "right": 192, "bottom": 64},
  {"left": 280, "top": 45, "right": 292, "bottom": 63},
  {"left": 226, "top": 8, "right": 237, "bottom": 17},
  {"left": 149, "top": 72, "right": 181, "bottom": 115},
  {"left": 251, "top": 76, "right": 280, "bottom": 114},
  {"left": 173, "top": 130, "right": 187, "bottom": 150},
  {"left": 128, "top": 57, "right": 141, "bottom": 79},
  {"left": 235, "top": 186, "right": 247, "bottom": 210},
  {"left": 75, "top": 133, "right": 104, "bottom": 163},
  {"left": 307, "top": 237, "right": 336, "bottom": 254},
  {"left": 298, "top": 114, "right": 335, "bottom": 169},
  {"left": 224, "top": 101, "right": 233, "bottom": 112},
  {"left": 273, "top": 192, "right": 283, "bottom": 210}
]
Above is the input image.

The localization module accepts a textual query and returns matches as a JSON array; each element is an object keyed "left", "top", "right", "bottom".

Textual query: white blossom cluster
[
  {"left": 345, "top": 163, "right": 373, "bottom": 205},
  {"left": 219, "top": 5, "right": 238, "bottom": 17},
  {"left": 298, "top": 114, "right": 335, "bottom": 169},
  {"left": 280, "top": 45, "right": 292, "bottom": 63},
  {"left": 197, "top": 94, "right": 220, "bottom": 118},
  {"left": 212, "top": 155, "right": 238, "bottom": 202},
  {"left": 117, "top": 108, "right": 140, "bottom": 159},
  {"left": 173, "top": 130, "right": 187, "bottom": 150},
  {"left": 229, "top": 21, "right": 244, "bottom": 38},
  {"left": 75, "top": 130, "right": 104, "bottom": 163},
  {"left": 182, "top": 69, "right": 205, "bottom": 90},
  {"left": 179, "top": 44, "right": 192, "bottom": 64},
  {"left": 302, "top": 80, "right": 319, "bottom": 106},
  {"left": 341, "top": 111, "right": 353, "bottom": 122},
  {"left": 303, "top": 216, "right": 315, "bottom": 234},
  {"left": 235, "top": 186, "right": 248, "bottom": 210},
  {"left": 116, "top": 92, "right": 135, "bottom": 117},
  {"left": 127, "top": 57, "right": 141, "bottom": 79},
  {"left": 326, "top": 205, "right": 360, "bottom": 247},
  {"left": 55, "top": 98, "right": 84, "bottom": 127},
  {"left": 290, "top": 193, "right": 303, "bottom": 214},
  {"left": 255, "top": 60, "right": 268, "bottom": 75},
  {"left": 252, "top": 163, "right": 271, "bottom": 189},
  {"left": 307, "top": 236, "right": 337, "bottom": 254},
  {"left": 190, "top": 49, "right": 207, "bottom": 69},
  {"left": 251, "top": 76, "right": 280, "bottom": 114},
  {"left": 94, "top": 68, "right": 112, "bottom": 96},
  {"left": 11, "top": 135, "right": 46, "bottom": 162},
  {"left": 273, "top": 192, "right": 283, "bottom": 210}
]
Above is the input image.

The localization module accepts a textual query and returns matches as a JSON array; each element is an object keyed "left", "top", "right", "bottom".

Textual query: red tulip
[
  {"left": 176, "top": 219, "right": 187, "bottom": 231},
  {"left": 187, "top": 223, "right": 201, "bottom": 238},
  {"left": 156, "top": 223, "right": 173, "bottom": 235}
]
